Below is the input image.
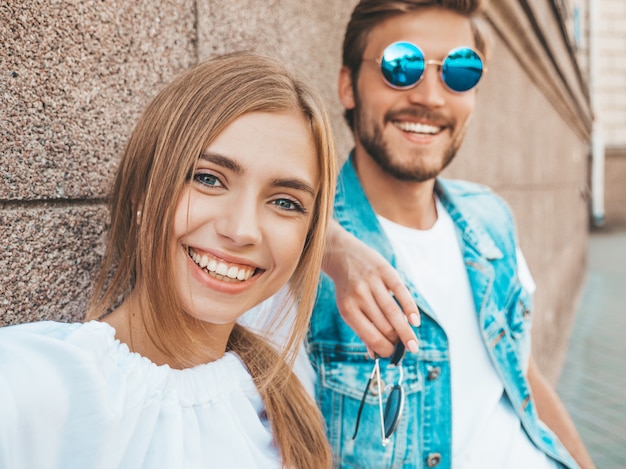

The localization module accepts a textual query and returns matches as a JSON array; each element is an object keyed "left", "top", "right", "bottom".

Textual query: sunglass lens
[
  {"left": 383, "top": 385, "right": 404, "bottom": 439},
  {"left": 442, "top": 47, "right": 484, "bottom": 92},
  {"left": 380, "top": 42, "right": 425, "bottom": 88}
]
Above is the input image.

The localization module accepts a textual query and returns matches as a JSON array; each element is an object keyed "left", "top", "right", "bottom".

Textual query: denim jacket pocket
[{"left": 313, "top": 346, "right": 422, "bottom": 469}]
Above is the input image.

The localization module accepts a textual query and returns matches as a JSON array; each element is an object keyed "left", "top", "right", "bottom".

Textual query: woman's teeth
[{"left": 188, "top": 247, "right": 255, "bottom": 282}]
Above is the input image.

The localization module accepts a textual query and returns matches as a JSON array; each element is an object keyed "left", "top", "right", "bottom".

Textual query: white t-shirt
[
  {"left": 0, "top": 320, "right": 281, "bottom": 469},
  {"left": 377, "top": 197, "right": 557, "bottom": 469}
]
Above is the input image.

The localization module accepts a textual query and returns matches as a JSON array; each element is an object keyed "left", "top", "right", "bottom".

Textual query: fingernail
[
  {"left": 366, "top": 347, "right": 375, "bottom": 359},
  {"left": 410, "top": 313, "right": 421, "bottom": 326},
  {"left": 407, "top": 339, "right": 419, "bottom": 353}
]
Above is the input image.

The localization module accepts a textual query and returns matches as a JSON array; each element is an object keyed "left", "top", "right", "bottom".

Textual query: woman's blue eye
[
  {"left": 194, "top": 173, "right": 222, "bottom": 187},
  {"left": 273, "top": 198, "right": 304, "bottom": 212}
]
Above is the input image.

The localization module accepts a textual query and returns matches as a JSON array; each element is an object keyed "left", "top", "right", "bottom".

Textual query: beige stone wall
[
  {"left": 1, "top": 1, "right": 590, "bottom": 383},
  {"left": 605, "top": 148, "right": 626, "bottom": 227}
]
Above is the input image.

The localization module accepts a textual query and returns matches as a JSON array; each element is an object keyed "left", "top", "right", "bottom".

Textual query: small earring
[{"left": 136, "top": 210, "right": 142, "bottom": 225}]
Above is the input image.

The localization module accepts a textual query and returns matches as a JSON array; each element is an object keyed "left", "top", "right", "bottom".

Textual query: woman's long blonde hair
[{"left": 88, "top": 52, "right": 335, "bottom": 468}]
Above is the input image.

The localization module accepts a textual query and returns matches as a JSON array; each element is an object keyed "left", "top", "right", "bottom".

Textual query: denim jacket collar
[
  {"left": 435, "top": 179, "right": 503, "bottom": 261},
  {"left": 336, "top": 153, "right": 503, "bottom": 264}
]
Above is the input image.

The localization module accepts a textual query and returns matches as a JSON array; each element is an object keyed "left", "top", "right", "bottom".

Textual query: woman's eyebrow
[
  {"left": 200, "top": 151, "right": 316, "bottom": 197},
  {"left": 199, "top": 152, "right": 243, "bottom": 174},
  {"left": 271, "top": 177, "right": 316, "bottom": 197}
]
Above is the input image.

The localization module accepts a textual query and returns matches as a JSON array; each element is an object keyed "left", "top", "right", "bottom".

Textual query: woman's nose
[{"left": 214, "top": 196, "right": 263, "bottom": 247}]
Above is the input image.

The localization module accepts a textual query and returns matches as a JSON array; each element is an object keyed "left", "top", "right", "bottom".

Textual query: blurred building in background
[
  {"left": 584, "top": 0, "right": 626, "bottom": 228},
  {"left": 2, "top": 0, "right": 619, "bottom": 383},
  {"left": 563, "top": 0, "right": 626, "bottom": 228}
]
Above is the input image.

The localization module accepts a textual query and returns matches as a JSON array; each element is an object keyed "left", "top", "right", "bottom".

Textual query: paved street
[{"left": 558, "top": 228, "right": 626, "bottom": 468}]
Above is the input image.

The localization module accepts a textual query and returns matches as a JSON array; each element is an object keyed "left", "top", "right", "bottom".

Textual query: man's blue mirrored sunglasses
[{"left": 365, "top": 41, "right": 486, "bottom": 93}]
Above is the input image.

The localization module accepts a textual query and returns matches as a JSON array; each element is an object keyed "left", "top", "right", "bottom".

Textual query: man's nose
[{"left": 405, "top": 65, "right": 446, "bottom": 108}]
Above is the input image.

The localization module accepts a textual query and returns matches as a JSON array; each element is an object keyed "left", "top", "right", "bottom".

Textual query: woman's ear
[{"left": 338, "top": 66, "right": 356, "bottom": 111}]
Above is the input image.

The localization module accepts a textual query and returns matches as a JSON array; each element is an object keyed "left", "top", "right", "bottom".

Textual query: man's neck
[{"left": 352, "top": 149, "right": 438, "bottom": 230}]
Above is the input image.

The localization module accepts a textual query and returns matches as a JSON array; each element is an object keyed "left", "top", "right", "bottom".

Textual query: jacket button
[
  {"left": 426, "top": 452, "right": 442, "bottom": 467},
  {"left": 427, "top": 366, "right": 441, "bottom": 380}
]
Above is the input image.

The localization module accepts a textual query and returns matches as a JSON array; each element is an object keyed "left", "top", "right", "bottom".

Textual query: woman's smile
[{"left": 186, "top": 246, "right": 259, "bottom": 282}]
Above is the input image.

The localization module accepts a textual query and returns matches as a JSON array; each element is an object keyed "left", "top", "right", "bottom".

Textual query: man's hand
[{"left": 323, "top": 220, "right": 420, "bottom": 357}]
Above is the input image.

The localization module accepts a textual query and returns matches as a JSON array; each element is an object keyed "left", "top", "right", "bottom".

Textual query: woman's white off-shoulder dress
[{"left": 0, "top": 320, "right": 281, "bottom": 469}]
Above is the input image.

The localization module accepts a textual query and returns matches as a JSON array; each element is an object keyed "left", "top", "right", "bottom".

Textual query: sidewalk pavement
[{"left": 557, "top": 228, "right": 626, "bottom": 468}]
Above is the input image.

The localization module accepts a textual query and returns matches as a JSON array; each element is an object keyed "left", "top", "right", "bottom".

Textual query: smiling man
[{"left": 306, "top": 1, "right": 595, "bottom": 468}]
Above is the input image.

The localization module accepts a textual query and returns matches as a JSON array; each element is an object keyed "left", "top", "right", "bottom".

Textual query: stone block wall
[{"left": 1, "top": 0, "right": 197, "bottom": 324}]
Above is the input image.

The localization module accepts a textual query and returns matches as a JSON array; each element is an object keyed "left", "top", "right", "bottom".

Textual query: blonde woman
[{"left": 0, "top": 52, "right": 335, "bottom": 469}]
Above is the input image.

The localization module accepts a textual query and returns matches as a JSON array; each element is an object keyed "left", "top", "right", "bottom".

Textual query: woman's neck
[{"left": 102, "top": 291, "right": 233, "bottom": 369}]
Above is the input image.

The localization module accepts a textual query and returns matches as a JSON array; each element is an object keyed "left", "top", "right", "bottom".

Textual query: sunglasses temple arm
[
  {"left": 389, "top": 342, "right": 406, "bottom": 365},
  {"left": 352, "top": 367, "right": 377, "bottom": 440},
  {"left": 374, "top": 360, "right": 388, "bottom": 445}
]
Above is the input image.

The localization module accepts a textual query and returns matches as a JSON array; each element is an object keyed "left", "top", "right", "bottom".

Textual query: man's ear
[{"left": 338, "top": 66, "right": 356, "bottom": 111}]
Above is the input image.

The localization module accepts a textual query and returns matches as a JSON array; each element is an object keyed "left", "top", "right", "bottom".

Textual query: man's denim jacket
[{"left": 308, "top": 156, "right": 578, "bottom": 469}]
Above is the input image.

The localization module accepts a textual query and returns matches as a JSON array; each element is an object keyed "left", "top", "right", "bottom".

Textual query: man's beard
[{"left": 354, "top": 98, "right": 464, "bottom": 182}]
